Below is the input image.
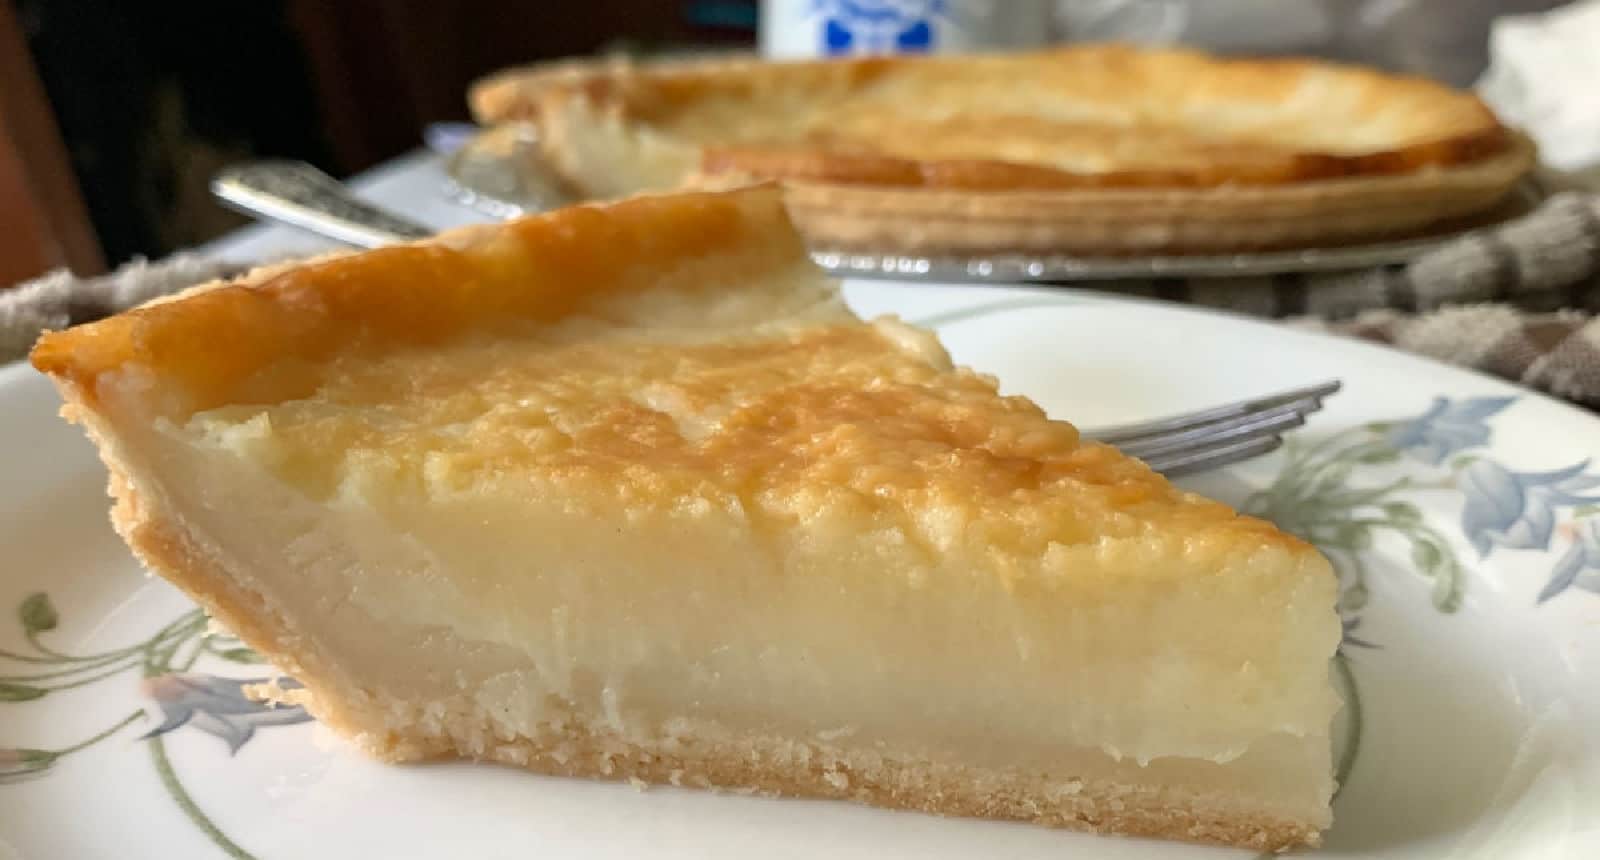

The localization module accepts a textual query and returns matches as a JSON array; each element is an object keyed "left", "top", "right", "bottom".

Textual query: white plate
[{"left": 3, "top": 286, "right": 1598, "bottom": 859}]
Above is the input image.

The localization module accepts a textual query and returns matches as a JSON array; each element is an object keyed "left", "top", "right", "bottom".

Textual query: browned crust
[
  {"left": 469, "top": 46, "right": 1517, "bottom": 191},
  {"left": 62, "top": 387, "right": 1318, "bottom": 850},
  {"left": 698, "top": 128, "right": 1514, "bottom": 191},
  {"left": 468, "top": 49, "right": 1532, "bottom": 254},
  {"left": 28, "top": 187, "right": 804, "bottom": 416},
  {"left": 778, "top": 133, "right": 1537, "bottom": 254}
]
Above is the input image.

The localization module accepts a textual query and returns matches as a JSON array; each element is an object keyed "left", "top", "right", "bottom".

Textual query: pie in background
[{"left": 470, "top": 46, "right": 1534, "bottom": 255}]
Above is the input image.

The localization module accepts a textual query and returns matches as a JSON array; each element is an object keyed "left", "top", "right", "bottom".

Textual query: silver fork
[{"left": 1085, "top": 380, "right": 1341, "bottom": 477}]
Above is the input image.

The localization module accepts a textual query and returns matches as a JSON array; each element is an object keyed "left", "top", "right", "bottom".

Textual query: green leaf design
[
  {"left": 0, "top": 599, "right": 267, "bottom": 857},
  {"left": 18, "top": 593, "right": 57, "bottom": 634},
  {"left": 19, "top": 748, "right": 57, "bottom": 765},
  {"left": 1383, "top": 502, "right": 1423, "bottom": 524},
  {"left": 1434, "top": 554, "right": 1464, "bottom": 612},
  {"left": 1341, "top": 583, "right": 1370, "bottom": 612},
  {"left": 1412, "top": 540, "right": 1443, "bottom": 574},
  {"left": 1574, "top": 503, "right": 1600, "bottom": 518},
  {"left": 0, "top": 682, "right": 48, "bottom": 701},
  {"left": 1356, "top": 448, "right": 1400, "bottom": 464},
  {"left": 1318, "top": 461, "right": 1356, "bottom": 490},
  {"left": 216, "top": 648, "right": 262, "bottom": 664},
  {"left": 1450, "top": 454, "right": 1480, "bottom": 471},
  {"left": 1311, "top": 478, "right": 1412, "bottom": 511},
  {"left": 0, "top": 748, "right": 58, "bottom": 779},
  {"left": 1335, "top": 523, "right": 1373, "bottom": 550}
]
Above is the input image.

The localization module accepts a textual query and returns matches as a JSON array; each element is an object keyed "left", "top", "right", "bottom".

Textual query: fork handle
[{"left": 211, "top": 161, "right": 433, "bottom": 248}]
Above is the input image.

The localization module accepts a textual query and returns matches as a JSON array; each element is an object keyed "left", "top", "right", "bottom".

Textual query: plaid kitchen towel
[
  {"left": 0, "top": 253, "right": 241, "bottom": 361},
  {"left": 1101, "top": 191, "right": 1600, "bottom": 319},
  {"left": 1291, "top": 306, "right": 1600, "bottom": 408},
  {"left": 4, "top": 192, "right": 1599, "bottom": 407}
]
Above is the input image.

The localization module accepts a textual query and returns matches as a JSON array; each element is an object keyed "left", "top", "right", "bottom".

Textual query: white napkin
[{"left": 1478, "top": 0, "right": 1600, "bottom": 172}]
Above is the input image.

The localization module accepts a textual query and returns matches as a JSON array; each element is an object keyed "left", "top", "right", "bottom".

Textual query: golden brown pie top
[
  {"left": 30, "top": 186, "right": 1310, "bottom": 557},
  {"left": 31, "top": 190, "right": 804, "bottom": 416},
  {"left": 470, "top": 46, "right": 1513, "bottom": 191}
]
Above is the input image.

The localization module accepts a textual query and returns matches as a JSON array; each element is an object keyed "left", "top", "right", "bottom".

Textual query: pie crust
[{"left": 470, "top": 46, "right": 1535, "bottom": 254}]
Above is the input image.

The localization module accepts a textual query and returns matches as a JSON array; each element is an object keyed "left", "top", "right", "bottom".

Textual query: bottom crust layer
[{"left": 328, "top": 699, "right": 1323, "bottom": 852}]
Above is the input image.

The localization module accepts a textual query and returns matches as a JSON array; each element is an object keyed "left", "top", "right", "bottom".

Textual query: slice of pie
[
  {"left": 469, "top": 45, "right": 1534, "bottom": 255},
  {"left": 32, "top": 187, "right": 1341, "bottom": 849}
]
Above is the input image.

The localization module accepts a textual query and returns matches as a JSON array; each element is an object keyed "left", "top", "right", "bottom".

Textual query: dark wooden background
[{"left": 2, "top": 0, "right": 753, "bottom": 282}]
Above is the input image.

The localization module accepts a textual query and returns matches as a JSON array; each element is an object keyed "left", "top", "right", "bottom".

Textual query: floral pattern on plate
[
  {"left": 1, "top": 593, "right": 309, "bottom": 858},
  {"left": 1249, "top": 394, "right": 1600, "bottom": 625}
]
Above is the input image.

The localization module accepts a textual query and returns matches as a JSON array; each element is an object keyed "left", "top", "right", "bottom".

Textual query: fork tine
[
  {"left": 1115, "top": 403, "right": 1307, "bottom": 459},
  {"left": 1143, "top": 434, "right": 1285, "bottom": 477},
  {"left": 1087, "top": 380, "right": 1341, "bottom": 444}
]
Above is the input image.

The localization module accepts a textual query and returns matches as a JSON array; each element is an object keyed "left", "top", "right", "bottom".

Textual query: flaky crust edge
[{"left": 28, "top": 187, "right": 810, "bottom": 413}]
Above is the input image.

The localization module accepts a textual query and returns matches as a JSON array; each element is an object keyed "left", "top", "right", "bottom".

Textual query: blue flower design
[
  {"left": 1384, "top": 395, "right": 1516, "bottom": 465},
  {"left": 1459, "top": 459, "right": 1600, "bottom": 557},
  {"left": 1539, "top": 518, "right": 1600, "bottom": 603},
  {"left": 140, "top": 673, "right": 312, "bottom": 753}
]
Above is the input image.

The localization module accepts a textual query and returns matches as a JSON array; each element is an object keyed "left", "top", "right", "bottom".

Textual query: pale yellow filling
[{"left": 102, "top": 408, "right": 1335, "bottom": 822}]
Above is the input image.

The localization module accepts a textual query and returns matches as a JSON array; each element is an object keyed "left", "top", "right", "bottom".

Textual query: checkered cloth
[
  {"left": 1102, "top": 192, "right": 1600, "bottom": 321},
  {"left": 0, "top": 253, "right": 242, "bottom": 361},
  {"left": 4, "top": 192, "right": 1599, "bottom": 408},
  {"left": 1293, "top": 307, "right": 1600, "bottom": 407}
]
